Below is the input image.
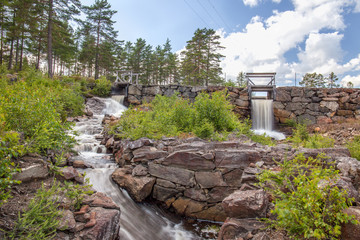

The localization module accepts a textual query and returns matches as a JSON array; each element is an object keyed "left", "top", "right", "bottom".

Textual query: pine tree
[
  {"left": 180, "top": 28, "right": 224, "bottom": 86},
  {"left": 327, "top": 72, "right": 339, "bottom": 88},
  {"left": 300, "top": 72, "right": 325, "bottom": 88},
  {"left": 236, "top": 71, "right": 246, "bottom": 87},
  {"left": 83, "top": 0, "right": 118, "bottom": 80}
]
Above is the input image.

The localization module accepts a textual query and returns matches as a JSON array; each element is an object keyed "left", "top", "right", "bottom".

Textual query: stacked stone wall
[{"left": 123, "top": 84, "right": 360, "bottom": 125}]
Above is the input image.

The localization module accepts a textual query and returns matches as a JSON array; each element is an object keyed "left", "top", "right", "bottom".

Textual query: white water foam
[{"left": 251, "top": 99, "right": 286, "bottom": 140}]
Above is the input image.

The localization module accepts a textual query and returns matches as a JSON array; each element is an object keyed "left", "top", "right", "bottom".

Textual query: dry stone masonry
[{"left": 124, "top": 84, "right": 360, "bottom": 124}]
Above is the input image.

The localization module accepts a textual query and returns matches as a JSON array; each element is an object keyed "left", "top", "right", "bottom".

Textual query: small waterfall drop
[
  {"left": 251, "top": 99, "right": 285, "bottom": 140},
  {"left": 111, "top": 95, "right": 125, "bottom": 105},
  {"left": 71, "top": 97, "right": 198, "bottom": 240}
]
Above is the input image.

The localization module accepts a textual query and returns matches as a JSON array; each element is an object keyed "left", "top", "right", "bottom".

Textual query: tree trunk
[
  {"left": 36, "top": 34, "right": 42, "bottom": 70},
  {"left": 15, "top": 38, "right": 19, "bottom": 69},
  {"left": 47, "top": 0, "right": 53, "bottom": 78},
  {"left": 94, "top": 18, "right": 100, "bottom": 79},
  {"left": 0, "top": 11, "right": 3, "bottom": 65},
  {"left": 8, "top": 38, "right": 14, "bottom": 70},
  {"left": 19, "top": 32, "right": 24, "bottom": 71}
]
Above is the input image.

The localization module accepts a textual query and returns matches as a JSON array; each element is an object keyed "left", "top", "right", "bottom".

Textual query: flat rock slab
[
  {"left": 148, "top": 162, "right": 195, "bottom": 187},
  {"left": 13, "top": 164, "right": 49, "bottom": 182},
  {"left": 215, "top": 150, "right": 261, "bottom": 169},
  {"left": 162, "top": 151, "right": 215, "bottom": 170}
]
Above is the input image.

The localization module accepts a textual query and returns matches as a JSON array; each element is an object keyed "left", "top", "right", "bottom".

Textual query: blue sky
[{"left": 81, "top": 0, "right": 360, "bottom": 86}]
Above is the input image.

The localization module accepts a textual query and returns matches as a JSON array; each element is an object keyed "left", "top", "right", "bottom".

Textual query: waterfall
[
  {"left": 71, "top": 97, "right": 198, "bottom": 240},
  {"left": 251, "top": 99, "right": 285, "bottom": 140},
  {"left": 111, "top": 95, "right": 125, "bottom": 105}
]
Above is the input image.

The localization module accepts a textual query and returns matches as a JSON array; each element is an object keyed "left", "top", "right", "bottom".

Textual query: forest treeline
[{"left": 1, "top": 0, "right": 226, "bottom": 86}]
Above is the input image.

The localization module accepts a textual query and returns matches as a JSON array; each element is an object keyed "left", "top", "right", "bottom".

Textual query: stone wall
[
  {"left": 125, "top": 84, "right": 250, "bottom": 117},
  {"left": 274, "top": 87, "right": 360, "bottom": 124},
  {"left": 121, "top": 84, "right": 360, "bottom": 125},
  {"left": 103, "top": 133, "right": 358, "bottom": 222}
]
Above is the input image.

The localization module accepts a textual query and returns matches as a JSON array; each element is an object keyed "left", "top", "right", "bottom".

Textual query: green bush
[
  {"left": 62, "top": 179, "right": 94, "bottom": 210},
  {"left": 110, "top": 90, "right": 252, "bottom": 140},
  {"left": 258, "top": 153, "right": 357, "bottom": 239},
  {"left": 289, "top": 123, "right": 334, "bottom": 149},
  {"left": 8, "top": 181, "right": 62, "bottom": 239},
  {"left": 347, "top": 135, "right": 360, "bottom": 160},
  {"left": 0, "top": 123, "right": 22, "bottom": 207},
  {"left": 0, "top": 74, "right": 77, "bottom": 154},
  {"left": 249, "top": 133, "right": 275, "bottom": 146},
  {"left": 91, "top": 76, "right": 112, "bottom": 97}
]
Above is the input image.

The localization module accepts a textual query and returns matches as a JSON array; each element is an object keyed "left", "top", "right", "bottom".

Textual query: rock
[
  {"left": 152, "top": 185, "right": 179, "bottom": 202},
  {"left": 274, "top": 108, "right": 291, "bottom": 118},
  {"left": 317, "top": 116, "right": 333, "bottom": 124},
  {"left": 195, "top": 171, "right": 227, "bottom": 188},
  {"left": 217, "top": 218, "right": 265, "bottom": 240},
  {"left": 162, "top": 151, "right": 215, "bottom": 170},
  {"left": 57, "top": 210, "right": 76, "bottom": 232},
  {"left": 208, "top": 187, "right": 237, "bottom": 203},
  {"left": 13, "top": 164, "right": 49, "bottom": 182},
  {"left": 83, "top": 192, "right": 120, "bottom": 210},
  {"left": 336, "top": 157, "right": 360, "bottom": 186},
  {"left": 235, "top": 99, "right": 249, "bottom": 107},
  {"left": 58, "top": 167, "right": 81, "bottom": 181},
  {"left": 86, "top": 98, "right": 106, "bottom": 115},
  {"left": 132, "top": 165, "right": 148, "bottom": 176},
  {"left": 78, "top": 207, "right": 120, "bottom": 240},
  {"left": 291, "top": 87, "right": 304, "bottom": 97},
  {"left": 105, "top": 137, "right": 114, "bottom": 149},
  {"left": 184, "top": 188, "right": 207, "bottom": 202},
  {"left": 128, "top": 85, "right": 142, "bottom": 95},
  {"left": 73, "top": 160, "right": 92, "bottom": 169},
  {"left": 223, "top": 169, "right": 243, "bottom": 187},
  {"left": 320, "top": 101, "right": 339, "bottom": 112},
  {"left": 194, "top": 203, "right": 227, "bottom": 222},
  {"left": 222, "top": 190, "right": 268, "bottom": 218},
  {"left": 214, "top": 150, "right": 261, "bottom": 169},
  {"left": 275, "top": 89, "right": 291, "bottom": 101},
  {"left": 128, "top": 138, "right": 153, "bottom": 150},
  {"left": 156, "top": 178, "right": 176, "bottom": 188},
  {"left": 112, "top": 168, "right": 155, "bottom": 202},
  {"left": 143, "top": 86, "right": 161, "bottom": 96},
  {"left": 285, "top": 102, "right": 304, "bottom": 111},
  {"left": 148, "top": 162, "right": 195, "bottom": 187},
  {"left": 127, "top": 95, "right": 141, "bottom": 105},
  {"left": 341, "top": 207, "right": 360, "bottom": 240}
]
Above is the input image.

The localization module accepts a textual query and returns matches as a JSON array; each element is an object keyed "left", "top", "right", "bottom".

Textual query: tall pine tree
[{"left": 83, "top": 0, "right": 118, "bottom": 79}]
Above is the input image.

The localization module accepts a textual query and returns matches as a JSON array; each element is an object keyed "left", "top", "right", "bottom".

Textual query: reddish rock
[
  {"left": 223, "top": 169, "right": 243, "bottom": 187},
  {"left": 337, "top": 110, "right": 354, "bottom": 116},
  {"left": 194, "top": 203, "right": 227, "bottom": 222},
  {"left": 208, "top": 187, "right": 237, "bottom": 203},
  {"left": 222, "top": 190, "right": 268, "bottom": 219},
  {"left": 58, "top": 167, "right": 80, "bottom": 181},
  {"left": 78, "top": 207, "right": 120, "bottom": 240},
  {"left": 217, "top": 218, "right": 265, "bottom": 240},
  {"left": 131, "top": 165, "right": 148, "bottom": 176},
  {"left": 57, "top": 210, "right": 76, "bottom": 232},
  {"left": 184, "top": 188, "right": 207, "bottom": 202},
  {"left": 128, "top": 138, "right": 153, "bottom": 150},
  {"left": 195, "top": 171, "right": 227, "bottom": 188},
  {"left": 83, "top": 192, "right": 120, "bottom": 210},
  {"left": 112, "top": 168, "right": 155, "bottom": 202},
  {"left": 73, "top": 160, "right": 91, "bottom": 169},
  {"left": 317, "top": 116, "right": 333, "bottom": 124},
  {"left": 148, "top": 162, "right": 195, "bottom": 187},
  {"left": 214, "top": 150, "right": 261, "bottom": 169},
  {"left": 163, "top": 151, "right": 215, "bottom": 170},
  {"left": 152, "top": 185, "right": 179, "bottom": 202}
]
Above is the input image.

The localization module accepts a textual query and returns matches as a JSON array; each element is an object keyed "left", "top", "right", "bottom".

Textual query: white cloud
[
  {"left": 243, "top": 0, "right": 259, "bottom": 7},
  {"left": 341, "top": 74, "right": 360, "bottom": 87},
  {"left": 243, "top": 0, "right": 282, "bottom": 7},
  {"left": 219, "top": 0, "right": 360, "bottom": 86}
]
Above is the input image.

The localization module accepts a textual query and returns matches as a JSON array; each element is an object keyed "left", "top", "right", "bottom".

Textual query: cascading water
[
  {"left": 251, "top": 99, "right": 285, "bottom": 140},
  {"left": 71, "top": 97, "right": 199, "bottom": 240}
]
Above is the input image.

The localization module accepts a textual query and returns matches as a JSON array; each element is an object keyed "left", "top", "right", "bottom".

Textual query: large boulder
[
  {"left": 222, "top": 189, "right": 268, "bottom": 219},
  {"left": 217, "top": 218, "right": 265, "bottom": 240},
  {"left": 13, "top": 164, "right": 49, "bottom": 183},
  {"left": 162, "top": 151, "right": 215, "bottom": 170},
  {"left": 148, "top": 162, "right": 195, "bottom": 187},
  {"left": 77, "top": 207, "right": 120, "bottom": 240},
  {"left": 112, "top": 168, "right": 155, "bottom": 202}
]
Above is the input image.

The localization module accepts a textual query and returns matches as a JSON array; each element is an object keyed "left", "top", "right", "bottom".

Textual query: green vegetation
[
  {"left": 110, "top": 91, "right": 253, "bottom": 140},
  {"left": 347, "top": 135, "right": 360, "bottom": 160},
  {"left": 8, "top": 182, "right": 62, "bottom": 240},
  {"left": 288, "top": 122, "right": 334, "bottom": 148},
  {"left": 63, "top": 178, "right": 94, "bottom": 210},
  {"left": 91, "top": 76, "right": 112, "bottom": 97},
  {"left": 258, "top": 153, "right": 357, "bottom": 240}
]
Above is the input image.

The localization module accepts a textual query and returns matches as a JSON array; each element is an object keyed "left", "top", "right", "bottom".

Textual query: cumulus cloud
[
  {"left": 220, "top": 0, "right": 360, "bottom": 86},
  {"left": 341, "top": 74, "right": 360, "bottom": 87},
  {"left": 243, "top": 0, "right": 282, "bottom": 7}
]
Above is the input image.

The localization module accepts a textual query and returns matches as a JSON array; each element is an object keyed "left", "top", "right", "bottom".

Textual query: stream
[{"left": 71, "top": 97, "right": 207, "bottom": 240}]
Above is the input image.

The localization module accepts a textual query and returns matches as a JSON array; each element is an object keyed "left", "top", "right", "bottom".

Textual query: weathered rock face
[
  {"left": 106, "top": 136, "right": 360, "bottom": 227},
  {"left": 222, "top": 190, "right": 268, "bottom": 219},
  {"left": 56, "top": 192, "right": 121, "bottom": 240},
  {"left": 342, "top": 207, "right": 360, "bottom": 240}
]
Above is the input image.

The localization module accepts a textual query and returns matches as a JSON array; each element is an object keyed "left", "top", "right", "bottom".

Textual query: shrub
[
  {"left": 257, "top": 153, "right": 357, "bottom": 239},
  {"left": 347, "top": 135, "right": 360, "bottom": 160},
  {"left": 249, "top": 133, "right": 275, "bottom": 146},
  {"left": 91, "top": 76, "right": 111, "bottom": 97},
  {"left": 194, "top": 120, "right": 215, "bottom": 139},
  {"left": 110, "top": 90, "right": 249, "bottom": 140},
  {"left": 8, "top": 181, "right": 62, "bottom": 239},
  {"left": 62, "top": 179, "right": 94, "bottom": 210},
  {"left": 0, "top": 124, "right": 22, "bottom": 207}
]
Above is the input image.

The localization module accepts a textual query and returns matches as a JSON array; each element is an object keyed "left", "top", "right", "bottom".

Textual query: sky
[{"left": 81, "top": 0, "right": 360, "bottom": 87}]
